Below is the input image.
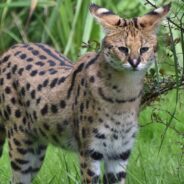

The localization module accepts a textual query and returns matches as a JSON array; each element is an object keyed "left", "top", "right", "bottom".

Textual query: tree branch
[{"left": 141, "top": 78, "right": 184, "bottom": 108}]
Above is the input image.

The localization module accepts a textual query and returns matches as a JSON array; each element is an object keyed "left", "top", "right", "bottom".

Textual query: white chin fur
[{"left": 122, "top": 63, "right": 147, "bottom": 71}]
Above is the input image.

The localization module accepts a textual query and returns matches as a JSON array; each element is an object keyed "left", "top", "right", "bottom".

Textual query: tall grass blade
[
  {"left": 180, "top": 14, "right": 184, "bottom": 78},
  {"left": 2, "top": 29, "right": 22, "bottom": 43},
  {"left": 41, "top": 0, "right": 60, "bottom": 43},
  {"left": 1, "top": 0, "right": 11, "bottom": 27},
  {"left": 25, "top": 0, "right": 38, "bottom": 30},
  {"left": 64, "top": 0, "right": 82, "bottom": 56}
]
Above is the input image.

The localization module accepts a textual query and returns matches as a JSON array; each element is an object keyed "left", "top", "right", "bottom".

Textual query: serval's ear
[
  {"left": 89, "top": 3, "right": 126, "bottom": 32},
  {"left": 137, "top": 3, "right": 171, "bottom": 31}
]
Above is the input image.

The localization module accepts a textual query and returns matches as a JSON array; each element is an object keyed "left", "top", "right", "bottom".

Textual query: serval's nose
[{"left": 128, "top": 57, "right": 141, "bottom": 68}]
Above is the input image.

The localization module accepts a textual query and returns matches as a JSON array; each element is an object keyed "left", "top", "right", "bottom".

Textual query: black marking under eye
[
  {"left": 118, "top": 46, "right": 129, "bottom": 54},
  {"left": 140, "top": 47, "right": 149, "bottom": 54}
]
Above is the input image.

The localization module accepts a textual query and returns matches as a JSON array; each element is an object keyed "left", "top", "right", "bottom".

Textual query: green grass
[{"left": 0, "top": 90, "right": 183, "bottom": 184}]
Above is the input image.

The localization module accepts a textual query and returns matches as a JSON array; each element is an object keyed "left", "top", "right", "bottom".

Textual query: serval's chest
[{"left": 86, "top": 106, "right": 138, "bottom": 158}]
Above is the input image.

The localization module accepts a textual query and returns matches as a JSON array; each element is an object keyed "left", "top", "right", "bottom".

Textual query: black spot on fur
[
  {"left": 49, "top": 68, "right": 57, "bottom": 75},
  {"left": 120, "top": 150, "right": 131, "bottom": 160},
  {"left": 15, "top": 158, "right": 29, "bottom": 165},
  {"left": 5, "top": 86, "right": 11, "bottom": 94},
  {"left": 39, "top": 55, "right": 47, "bottom": 60},
  {"left": 89, "top": 150, "right": 103, "bottom": 160},
  {"left": 87, "top": 169, "right": 95, "bottom": 177},
  {"left": 30, "top": 90, "right": 36, "bottom": 99},
  {"left": 6, "top": 72, "right": 11, "bottom": 79},
  {"left": 15, "top": 109, "right": 21, "bottom": 118},
  {"left": 2, "top": 55, "right": 10, "bottom": 63},
  {"left": 37, "top": 84, "right": 42, "bottom": 91},
  {"left": 19, "top": 53, "right": 27, "bottom": 59},
  {"left": 14, "top": 51, "right": 21, "bottom": 56},
  {"left": 28, "top": 47, "right": 33, "bottom": 51},
  {"left": 36, "top": 97, "right": 41, "bottom": 104},
  {"left": 0, "top": 78, "right": 4, "bottom": 85},
  {"left": 12, "top": 65, "right": 18, "bottom": 73},
  {"left": 11, "top": 161, "right": 21, "bottom": 171},
  {"left": 11, "top": 97, "right": 16, "bottom": 105},
  {"left": 17, "top": 148, "right": 27, "bottom": 155},
  {"left": 33, "top": 111, "right": 37, "bottom": 120},
  {"left": 80, "top": 103, "right": 84, "bottom": 113},
  {"left": 48, "top": 60, "right": 56, "bottom": 66},
  {"left": 43, "top": 79, "right": 49, "bottom": 87},
  {"left": 58, "top": 77, "right": 66, "bottom": 84},
  {"left": 35, "top": 61, "right": 45, "bottom": 66},
  {"left": 26, "top": 83, "right": 31, "bottom": 90},
  {"left": 89, "top": 76, "right": 95, "bottom": 83},
  {"left": 30, "top": 70, "right": 38, "bottom": 76},
  {"left": 60, "top": 100, "right": 66, "bottom": 109},
  {"left": 41, "top": 104, "right": 48, "bottom": 115},
  {"left": 26, "top": 57, "right": 33, "bottom": 62},
  {"left": 36, "top": 43, "right": 72, "bottom": 67},
  {"left": 50, "top": 78, "right": 58, "bottom": 88},
  {"left": 51, "top": 104, "right": 58, "bottom": 113},
  {"left": 81, "top": 78, "right": 85, "bottom": 86},
  {"left": 22, "top": 117, "right": 27, "bottom": 125},
  {"left": 13, "top": 138, "right": 21, "bottom": 146},
  {"left": 32, "top": 50, "right": 39, "bottom": 56},
  {"left": 26, "top": 64, "right": 33, "bottom": 71},
  {"left": 104, "top": 172, "right": 126, "bottom": 184},
  {"left": 25, "top": 100, "right": 30, "bottom": 107},
  {"left": 20, "top": 87, "right": 25, "bottom": 96},
  {"left": 21, "top": 166, "right": 32, "bottom": 174},
  {"left": 88, "top": 116, "right": 93, "bottom": 123},
  {"left": 39, "top": 71, "right": 46, "bottom": 75},
  {"left": 82, "top": 127, "right": 86, "bottom": 138}
]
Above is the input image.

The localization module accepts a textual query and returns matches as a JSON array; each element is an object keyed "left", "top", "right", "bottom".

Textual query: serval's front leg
[
  {"left": 103, "top": 150, "right": 131, "bottom": 184},
  {"left": 80, "top": 149, "right": 103, "bottom": 184}
]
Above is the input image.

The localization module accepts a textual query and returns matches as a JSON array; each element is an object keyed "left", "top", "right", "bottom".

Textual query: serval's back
[{"left": 0, "top": 3, "right": 170, "bottom": 184}]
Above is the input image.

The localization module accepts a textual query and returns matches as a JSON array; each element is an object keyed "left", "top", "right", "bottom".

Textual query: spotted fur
[{"left": 0, "top": 3, "right": 170, "bottom": 184}]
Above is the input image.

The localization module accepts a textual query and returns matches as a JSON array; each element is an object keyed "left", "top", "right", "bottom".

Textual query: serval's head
[{"left": 89, "top": 3, "right": 171, "bottom": 72}]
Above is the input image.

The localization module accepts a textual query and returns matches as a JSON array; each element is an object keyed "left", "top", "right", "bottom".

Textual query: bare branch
[{"left": 141, "top": 79, "right": 184, "bottom": 108}]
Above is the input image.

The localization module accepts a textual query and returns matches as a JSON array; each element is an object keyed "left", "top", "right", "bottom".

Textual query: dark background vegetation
[{"left": 0, "top": 0, "right": 184, "bottom": 183}]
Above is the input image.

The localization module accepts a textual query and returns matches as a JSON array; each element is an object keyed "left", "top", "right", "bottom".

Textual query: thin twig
[
  {"left": 144, "top": 0, "right": 157, "bottom": 8},
  {"left": 141, "top": 80, "right": 184, "bottom": 107},
  {"left": 167, "top": 17, "right": 184, "bottom": 32}
]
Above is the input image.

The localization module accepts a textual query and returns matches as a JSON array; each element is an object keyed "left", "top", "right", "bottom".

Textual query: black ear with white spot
[
  {"left": 137, "top": 3, "right": 171, "bottom": 31},
  {"left": 89, "top": 4, "right": 127, "bottom": 31}
]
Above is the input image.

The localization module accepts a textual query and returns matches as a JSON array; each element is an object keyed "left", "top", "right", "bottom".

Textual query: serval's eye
[
  {"left": 140, "top": 47, "right": 149, "bottom": 54},
  {"left": 118, "top": 47, "right": 129, "bottom": 54}
]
